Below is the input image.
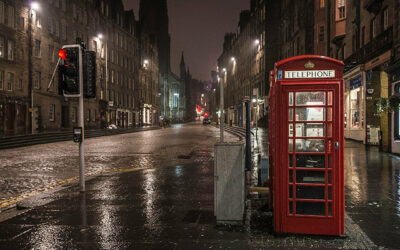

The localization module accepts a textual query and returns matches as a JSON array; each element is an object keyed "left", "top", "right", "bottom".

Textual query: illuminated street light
[
  {"left": 31, "top": 2, "right": 40, "bottom": 11},
  {"left": 254, "top": 39, "right": 260, "bottom": 45},
  {"left": 144, "top": 59, "right": 149, "bottom": 65},
  {"left": 174, "top": 93, "right": 179, "bottom": 96},
  {"left": 222, "top": 68, "right": 227, "bottom": 72},
  {"left": 231, "top": 57, "right": 235, "bottom": 62},
  {"left": 97, "top": 33, "right": 103, "bottom": 39}
]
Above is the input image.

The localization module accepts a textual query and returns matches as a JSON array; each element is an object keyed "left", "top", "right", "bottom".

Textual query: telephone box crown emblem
[{"left": 304, "top": 61, "right": 315, "bottom": 69}]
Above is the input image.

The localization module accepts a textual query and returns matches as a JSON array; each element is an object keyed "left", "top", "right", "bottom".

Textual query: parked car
[
  {"left": 203, "top": 118, "right": 211, "bottom": 125},
  {"left": 107, "top": 124, "right": 118, "bottom": 129}
]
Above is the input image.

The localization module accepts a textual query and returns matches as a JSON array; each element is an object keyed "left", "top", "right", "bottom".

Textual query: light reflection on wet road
[{"left": 345, "top": 141, "right": 400, "bottom": 249}]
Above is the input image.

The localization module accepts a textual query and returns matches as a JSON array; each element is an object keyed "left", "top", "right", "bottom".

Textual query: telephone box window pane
[
  {"left": 327, "top": 123, "right": 332, "bottom": 137},
  {"left": 289, "top": 123, "right": 294, "bottom": 137},
  {"left": 289, "top": 108, "right": 293, "bottom": 121},
  {"left": 328, "top": 91, "right": 333, "bottom": 105},
  {"left": 289, "top": 185, "right": 293, "bottom": 198},
  {"left": 296, "top": 202, "right": 325, "bottom": 216},
  {"left": 289, "top": 92, "right": 294, "bottom": 106},
  {"left": 328, "top": 186, "right": 332, "bottom": 200},
  {"left": 328, "top": 155, "right": 332, "bottom": 169},
  {"left": 296, "top": 108, "right": 325, "bottom": 121},
  {"left": 289, "top": 154, "right": 293, "bottom": 167},
  {"left": 296, "top": 186, "right": 325, "bottom": 199},
  {"left": 328, "top": 202, "right": 332, "bottom": 216},
  {"left": 289, "top": 201, "right": 293, "bottom": 214},
  {"left": 295, "top": 139, "right": 325, "bottom": 152},
  {"left": 295, "top": 92, "right": 325, "bottom": 106},
  {"left": 295, "top": 123, "right": 325, "bottom": 137},
  {"left": 328, "top": 171, "right": 332, "bottom": 184},
  {"left": 289, "top": 139, "right": 293, "bottom": 152},
  {"left": 289, "top": 170, "right": 293, "bottom": 183},
  {"left": 296, "top": 170, "right": 325, "bottom": 184},
  {"left": 327, "top": 107, "right": 333, "bottom": 121},
  {"left": 296, "top": 155, "right": 325, "bottom": 168}
]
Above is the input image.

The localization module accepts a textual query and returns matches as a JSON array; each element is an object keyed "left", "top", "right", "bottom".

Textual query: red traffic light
[{"left": 58, "top": 49, "right": 68, "bottom": 61}]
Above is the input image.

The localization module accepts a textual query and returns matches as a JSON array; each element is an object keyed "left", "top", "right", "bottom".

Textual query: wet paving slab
[{"left": 344, "top": 141, "right": 400, "bottom": 249}]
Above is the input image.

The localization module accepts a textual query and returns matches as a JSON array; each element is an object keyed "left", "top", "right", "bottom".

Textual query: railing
[{"left": 344, "top": 26, "right": 392, "bottom": 65}]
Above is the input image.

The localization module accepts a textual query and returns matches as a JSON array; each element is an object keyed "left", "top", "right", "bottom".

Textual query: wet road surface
[
  {"left": 345, "top": 141, "right": 400, "bottom": 249},
  {"left": 0, "top": 123, "right": 377, "bottom": 249},
  {"left": 0, "top": 123, "right": 237, "bottom": 206}
]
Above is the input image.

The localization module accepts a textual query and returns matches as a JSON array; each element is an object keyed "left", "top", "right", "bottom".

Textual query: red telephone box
[{"left": 269, "top": 55, "right": 344, "bottom": 236}]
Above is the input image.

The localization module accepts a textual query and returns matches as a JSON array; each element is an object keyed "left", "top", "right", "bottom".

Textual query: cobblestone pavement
[{"left": 0, "top": 123, "right": 238, "bottom": 205}]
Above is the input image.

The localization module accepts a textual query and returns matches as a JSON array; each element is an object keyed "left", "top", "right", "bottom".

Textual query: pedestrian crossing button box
[{"left": 73, "top": 127, "right": 83, "bottom": 143}]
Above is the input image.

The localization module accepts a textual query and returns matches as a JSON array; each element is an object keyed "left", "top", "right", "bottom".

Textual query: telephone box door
[{"left": 281, "top": 84, "right": 343, "bottom": 235}]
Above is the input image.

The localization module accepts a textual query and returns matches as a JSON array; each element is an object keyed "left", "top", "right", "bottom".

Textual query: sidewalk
[{"left": 0, "top": 141, "right": 377, "bottom": 249}]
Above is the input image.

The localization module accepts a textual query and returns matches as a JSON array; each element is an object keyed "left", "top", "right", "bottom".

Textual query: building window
[
  {"left": 320, "top": 0, "right": 325, "bottom": 8},
  {"left": 72, "top": 107, "right": 77, "bottom": 123},
  {"left": 383, "top": 8, "right": 388, "bottom": 31},
  {"left": 18, "top": 79, "right": 22, "bottom": 90},
  {"left": 0, "top": 36, "right": 4, "bottom": 58},
  {"left": 337, "top": 0, "right": 345, "bottom": 19},
  {"left": 6, "top": 72, "right": 14, "bottom": 91},
  {"left": 370, "top": 18, "right": 376, "bottom": 39},
  {"left": 87, "top": 109, "right": 90, "bottom": 122},
  {"left": 319, "top": 25, "right": 324, "bottom": 42},
  {"left": 34, "top": 40, "right": 41, "bottom": 57},
  {"left": 0, "top": 70, "right": 3, "bottom": 90},
  {"left": 350, "top": 88, "right": 360, "bottom": 128},
  {"left": 35, "top": 11, "right": 41, "bottom": 28},
  {"left": 34, "top": 71, "right": 41, "bottom": 89},
  {"left": 7, "top": 40, "right": 14, "bottom": 61},
  {"left": 49, "top": 104, "right": 55, "bottom": 121},
  {"left": 0, "top": 1, "right": 4, "bottom": 24},
  {"left": 7, "top": 5, "right": 14, "bottom": 28},
  {"left": 48, "top": 45, "right": 54, "bottom": 62},
  {"left": 61, "top": 23, "right": 67, "bottom": 40}
]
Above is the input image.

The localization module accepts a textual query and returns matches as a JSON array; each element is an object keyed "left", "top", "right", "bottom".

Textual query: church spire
[{"left": 180, "top": 51, "right": 185, "bottom": 67}]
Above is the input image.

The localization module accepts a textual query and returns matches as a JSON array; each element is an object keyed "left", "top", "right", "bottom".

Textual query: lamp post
[
  {"left": 28, "top": 2, "right": 40, "bottom": 134},
  {"left": 219, "top": 68, "right": 226, "bottom": 142}
]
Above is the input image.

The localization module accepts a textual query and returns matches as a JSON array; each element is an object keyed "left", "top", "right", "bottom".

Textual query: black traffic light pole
[{"left": 59, "top": 44, "right": 86, "bottom": 192}]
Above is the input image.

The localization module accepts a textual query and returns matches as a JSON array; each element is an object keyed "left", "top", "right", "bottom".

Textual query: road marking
[{"left": 0, "top": 166, "right": 147, "bottom": 210}]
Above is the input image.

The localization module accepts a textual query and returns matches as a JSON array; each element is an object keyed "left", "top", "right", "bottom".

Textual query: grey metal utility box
[{"left": 214, "top": 142, "right": 245, "bottom": 225}]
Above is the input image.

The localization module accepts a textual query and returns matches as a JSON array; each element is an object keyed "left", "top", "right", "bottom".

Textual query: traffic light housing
[
  {"left": 83, "top": 51, "right": 96, "bottom": 98},
  {"left": 58, "top": 47, "right": 80, "bottom": 96}
]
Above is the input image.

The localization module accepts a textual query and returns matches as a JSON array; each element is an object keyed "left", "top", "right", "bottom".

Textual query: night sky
[{"left": 122, "top": 0, "right": 249, "bottom": 81}]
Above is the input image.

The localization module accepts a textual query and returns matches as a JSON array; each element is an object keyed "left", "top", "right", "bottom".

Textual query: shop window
[
  {"left": 350, "top": 88, "right": 360, "bottom": 128},
  {"left": 0, "top": 70, "right": 3, "bottom": 90},
  {"left": 394, "top": 84, "right": 400, "bottom": 140}
]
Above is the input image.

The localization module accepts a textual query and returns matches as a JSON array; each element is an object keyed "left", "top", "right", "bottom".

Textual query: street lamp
[
  {"left": 231, "top": 57, "right": 235, "bottom": 62},
  {"left": 254, "top": 39, "right": 260, "bottom": 45},
  {"left": 28, "top": 1, "right": 40, "bottom": 134},
  {"left": 31, "top": 2, "right": 40, "bottom": 11}
]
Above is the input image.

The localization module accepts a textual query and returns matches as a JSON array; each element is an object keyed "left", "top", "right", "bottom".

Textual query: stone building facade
[
  {"left": 268, "top": 0, "right": 396, "bottom": 151},
  {"left": 217, "top": 0, "right": 266, "bottom": 127},
  {"left": 0, "top": 0, "right": 29, "bottom": 136},
  {"left": 0, "top": 0, "right": 153, "bottom": 135}
]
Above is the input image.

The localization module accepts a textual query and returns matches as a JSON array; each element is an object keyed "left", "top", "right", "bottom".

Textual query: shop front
[
  {"left": 388, "top": 62, "right": 400, "bottom": 154},
  {"left": 344, "top": 66, "right": 365, "bottom": 143}
]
